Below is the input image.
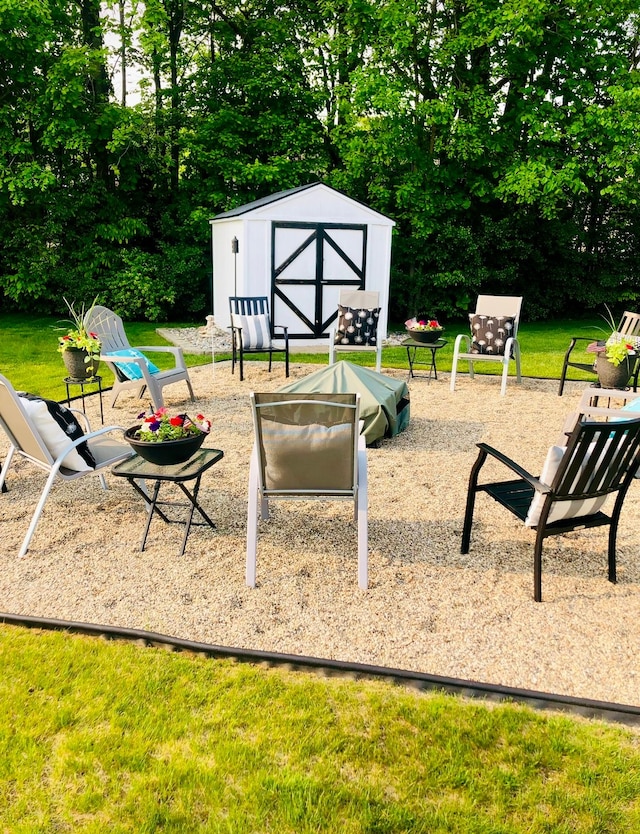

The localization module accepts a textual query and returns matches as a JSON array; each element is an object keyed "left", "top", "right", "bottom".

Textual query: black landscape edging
[{"left": 1, "top": 612, "right": 639, "bottom": 726}]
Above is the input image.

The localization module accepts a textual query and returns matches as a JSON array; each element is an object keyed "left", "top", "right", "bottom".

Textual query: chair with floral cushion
[
  {"left": 229, "top": 296, "right": 289, "bottom": 382},
  {"left": 84, "top": 305, "right": 195, "bottom": 410},
  {"left": 329, "top": 289, "right": 383, "bottom": 373},
  {"left": 0, "top": 373, "right": 132, "bottom": 557},
  {"left": 450, "top": 295, "right": 523, "bottom": 396},
  {"left": 461, "top": 414, "right": 640, "bottom": 601}
]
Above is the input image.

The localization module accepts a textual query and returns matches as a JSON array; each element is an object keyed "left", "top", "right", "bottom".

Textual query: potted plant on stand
[{"left": 56, "top": 297, "right": 102, "bottom": 380}]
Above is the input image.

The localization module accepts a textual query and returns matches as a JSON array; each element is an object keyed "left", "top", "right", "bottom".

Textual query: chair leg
[
  {"left": 246, "top": 449, "right": 259, "bottom": 587},
  {"left": 500, "top": 357, "right": 511, "bottom": 396},
  {"left": 558, "top": 339, "right": 577, "bottom": 396},
  {"left": 239, "top": 342, "right": 244, "bottom": 382},
  {"left": 450, "top": 345, "right": 460, "bottom": 392},
  {"left": 19, "top": 468, "right": 59, "bottom": 557},
  {"left": 357, "top": 447, "right": 368, "bottom": 590},
  {"left": 607, "top": 492, "right": 627, "bottom": 583},
  {"left": 533, "top": 528, "right": 545, "bottom": 602},
  {"left": 0, "top": 446, "right": 15, "bottom": 492},
  {"left": 285, "top": 342, "right": 290, "bottom": 377},
  {"left": 461, "top": 447, "right": 486, "bottom": 553}
]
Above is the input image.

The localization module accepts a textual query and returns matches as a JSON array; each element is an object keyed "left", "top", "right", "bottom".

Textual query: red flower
[{"left": 169, "top": 416, "right": 184, "bottom": 427}]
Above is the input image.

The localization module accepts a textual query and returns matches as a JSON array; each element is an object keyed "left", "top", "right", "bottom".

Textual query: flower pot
[
  {"left": 124, "top": 426, "right": 206, "bottom": 466},
  {"left": 62, "top": 347, "right": 100, "bottom": 380},
  {"left": 407, "top": 329, "right": 443, "bottom": 343},
  {"left": 595, "top": 354, "right": 635, "bottom": 390}
]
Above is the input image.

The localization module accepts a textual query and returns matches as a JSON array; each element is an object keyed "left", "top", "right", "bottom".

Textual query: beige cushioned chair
[
  {"left": 450, "top": 295, "right": 523, "bottom": 396},
  {"left": 246, "top": 392, "right": 368, "bottom": 589},
  {"left": 329, "top": 290, "right": 383, "bottom": 373}
]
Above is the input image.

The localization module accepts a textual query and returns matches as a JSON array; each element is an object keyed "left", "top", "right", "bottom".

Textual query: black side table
[
  {"left": 65, "top": 375, "right": 104, "bottom": 424},
  {"left": 111, "top": 448, "right": 224, "bottom": 556},
  {"left": 403, "top": 338, "right": 448, "bottom": 381}
]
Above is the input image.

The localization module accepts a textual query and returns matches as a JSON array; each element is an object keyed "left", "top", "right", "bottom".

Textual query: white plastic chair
[
  {"left": 329, "top": 290, "right": 382, "bottom": 373},
  {"left": 85, "top": 305, "right": 195, "bottom": 410},
  {"left": 0, "top": 373, "right": 132, "bottom": 557},
  {"left": 246, "top": 392, "right": 368, "bottom": 589},
  {"left": 450, "top": 295, "right": 523, "bottom": 396}
]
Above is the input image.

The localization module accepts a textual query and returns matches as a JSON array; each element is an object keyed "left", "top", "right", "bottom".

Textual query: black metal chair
[
  {"left": 557, "top": 310, "right": 640, "bottom": 395},
  {"left": 229, "top": 296, "right": 289, "bottom": 382},
  {"left": 461, "top": 417, "right": 640, "bottom": 601}
]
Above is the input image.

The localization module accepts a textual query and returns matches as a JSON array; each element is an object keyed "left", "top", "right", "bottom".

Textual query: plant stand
[{"left": 64, "top": 375, "right": 104, "bottom": 424}]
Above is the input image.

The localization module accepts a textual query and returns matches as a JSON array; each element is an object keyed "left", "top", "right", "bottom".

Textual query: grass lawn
[
  {"left": 0, "top": 313, "right": 606, "bottom": 400},
  {"left": 1, "top": 625, "right": 639, "bottom": 833}
]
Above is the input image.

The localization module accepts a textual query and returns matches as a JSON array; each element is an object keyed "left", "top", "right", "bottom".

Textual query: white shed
[{"left": 210, "top": 182, "right": 395, "bottom": 341}]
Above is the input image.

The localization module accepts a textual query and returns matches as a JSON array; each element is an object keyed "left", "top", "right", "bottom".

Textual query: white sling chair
[
  {"left": 84, "top": 305, "right": 195, "bottom": 410},
  {"left": 450, "top": 295, "right": 523, "bottom": 396},
  {"left": 0, "top": 373, "right": 132, "bottom": 557},
  {"left": 246, "top": 392, "right": 368, "bottom": 589},
  {"left": 329, "top": 290, "right": 383, "bottom": 373}
]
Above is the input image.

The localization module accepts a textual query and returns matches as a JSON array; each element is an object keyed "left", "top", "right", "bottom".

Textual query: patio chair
[
  {"left": 450, "top": 295, "right": 523, "bottom": 396},
  {"left": 559, "top": 387, "right": 640, "bottom": 441},
  {"left": 461, "top": 416, "right": 640, "bottom": 601},
  {"left": 0, "top": 373, "right": 133, "bottom": 557},
  {"left": 557, "top": 310, "right": 640, "bottom": 395},
  {"left": 84, "top": 305, "right": 195, "bottom": 410},
  {"left": 329, "top": 290, "right": 382, "bottom": 373},
  {"left": 246, "top": 392, "right": 368, "bottom": 589},
  {"left": 229, "top": 296, "right": 289, "bottom": 382}
]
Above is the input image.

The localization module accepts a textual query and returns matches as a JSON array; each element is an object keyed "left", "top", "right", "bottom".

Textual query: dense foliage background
[{"left": 1, "top": 0, "right": 639, "bottom": 321}]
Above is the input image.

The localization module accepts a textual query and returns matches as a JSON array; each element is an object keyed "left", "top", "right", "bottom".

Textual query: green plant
[
  {"left": 55, "top": 297, "right": 101, "bottom": 358},
  {"left": 134, "top": 408, "right": 211, "bottom": 442},
  {"left": 584, "top": 305, "right": 639, "bottom": 366}
]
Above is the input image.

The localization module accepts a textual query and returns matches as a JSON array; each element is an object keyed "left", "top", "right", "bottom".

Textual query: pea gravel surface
[{"left": 1, "top": 358, "right": 639, "bottom": 708}]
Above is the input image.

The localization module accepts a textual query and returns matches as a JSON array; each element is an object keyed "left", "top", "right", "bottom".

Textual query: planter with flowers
[
  {"left": 56, "top": 297, "right": 101, "bottom": 380},
  {"left": 125, "top": 409, "right": 212, "bottom": 465},
  {"left": 405, "top": 316, "right": 444, "bottom": 343},
  {"left": 587, "top": 339, "right": 638, "bottom": 389}
]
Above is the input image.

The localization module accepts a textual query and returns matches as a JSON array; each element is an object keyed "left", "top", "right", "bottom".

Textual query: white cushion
[
  {"left": 105, "top": 349, "right": 160, "bottom": 380},
  {"left": 232, "top": 313, "right": 272, "bottom": 350},
  {"left": 18, "top": 396, "right": 95, "bottom": 472},
  {"left": 525, "top": 444, "right": 608, "bottom": 527}
]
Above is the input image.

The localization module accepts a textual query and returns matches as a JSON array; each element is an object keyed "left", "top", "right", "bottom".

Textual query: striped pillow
[{"left": 232, "top": 313, "right": 272, "bottom": 350}]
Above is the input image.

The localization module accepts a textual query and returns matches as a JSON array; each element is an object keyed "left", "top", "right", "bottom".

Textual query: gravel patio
[{"left": 1, "top": 360, "right": 639, "bottom": 708}]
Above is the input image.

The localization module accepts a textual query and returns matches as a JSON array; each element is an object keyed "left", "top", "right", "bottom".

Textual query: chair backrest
[
  {"left": 554, "top": 417, "right": 640, "bottom": 501},
  {"left": 616, "top": 311, "right": 640, "bottom": 346},
  {"left": 84, "top": 305, "right": 131, "bottom": 354},
  {"left": 338, "top": 289, "right": 379, "bottom": 311},
  {"left": 475, "top": 295, "right": 523, "bottom": 337},
  {"left": 250, "top": 392, "right": 359, "bottom": 496},
  {"left": 0, "top": 374, "right": 53, "bottom": 466},
  {"left": 229, "top": 296, "right": 270, "bottom": 318}
]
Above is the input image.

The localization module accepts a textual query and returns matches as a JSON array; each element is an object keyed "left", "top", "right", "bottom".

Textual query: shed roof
[{"left": 210, "top": 182, "right": 394, "bottom": 223}]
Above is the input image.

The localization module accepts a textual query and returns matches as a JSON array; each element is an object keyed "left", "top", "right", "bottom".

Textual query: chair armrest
[
  {"left": 51, "top": 425, "right": 129, "bottom": 469},
  {"left": 132, "top": 344, "right": 186, "bottom": 363},
  {"left": 68, "top": 408, "right": 91, "bottom": 433},
  {"left": 477, "top": 442, "right": 550, "bottom": 493},
  {"left": 453, "top": 333, "right": 471, "bottom": 351}
]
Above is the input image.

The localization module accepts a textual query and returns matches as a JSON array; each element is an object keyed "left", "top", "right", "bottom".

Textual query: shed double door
[{"left": 271, "top": 222, "right": 367, "bottom": 338}]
